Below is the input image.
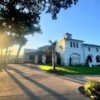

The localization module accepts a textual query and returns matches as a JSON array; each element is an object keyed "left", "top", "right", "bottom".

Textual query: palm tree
[{"left": 49, "top": 40, "right": 57, "bottom": 71}]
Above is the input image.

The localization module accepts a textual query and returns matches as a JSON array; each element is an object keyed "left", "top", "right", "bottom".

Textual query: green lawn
[{"left": 40, "top": 65, "right": 100, "bottom": 75}]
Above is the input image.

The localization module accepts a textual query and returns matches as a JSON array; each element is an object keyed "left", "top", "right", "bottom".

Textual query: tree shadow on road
[
  {"left": 14, "top": 64, "right": 87, "bottom": 85},
  {"left": 63, "top": 75, "right": 87, "bottom": 85},
  {"left": 0, "top": 95, "right": 25, "bottom": 100},
  {"left": 19, "top": 64, "right": 88, "bottom": 84},
  {"left": 5, "top": 69, "right": 40, "bottom": 100},
  {"left": 6, "top": 66, "right": 68, "bottom": 100},
  {"left": 19, "top": 64, "right": 41, "bottom": 71}
]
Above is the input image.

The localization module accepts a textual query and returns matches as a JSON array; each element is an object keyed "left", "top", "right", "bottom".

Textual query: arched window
[{"left": 96, "top": 56, "right": 100, "bottom": 62}]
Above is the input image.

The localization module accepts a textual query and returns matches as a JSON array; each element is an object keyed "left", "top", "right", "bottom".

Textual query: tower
[{"left": 62, "top": 33, "right": 72, "bottom": 40}]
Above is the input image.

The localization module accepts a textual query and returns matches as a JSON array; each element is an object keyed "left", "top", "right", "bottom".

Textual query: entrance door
[
  {"left": 86, "top": 55, "right": 92, "bottom": 65},
  {"left": 70, "top": 54, "right": 80, "bottom": 65}
]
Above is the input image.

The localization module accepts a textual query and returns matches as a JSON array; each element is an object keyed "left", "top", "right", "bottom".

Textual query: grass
[{"left": 40, "top": 65, "right": 100, "bottom": 75}]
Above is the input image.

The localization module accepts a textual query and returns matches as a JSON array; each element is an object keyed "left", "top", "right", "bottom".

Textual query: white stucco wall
[
  {"left": 83, "top": 46, "right": 100, "bottom": 65},
  {"left": 63, "top": 40, "right": 84, "bottom": 65},
  {"left": 24, "top": 33, "right": 100, "bottom": 66},
  {"left": 56, "top": 36, "right": 100, "bottom": 66},
  {"left": 34, "top": 55, "right": 38, "bottom": 64},
  {"left": 42, "top": 55, "right": 46, "bottom": 64},
  {"left": 56, "top": 39, "right": 66, "bottom": 65}
]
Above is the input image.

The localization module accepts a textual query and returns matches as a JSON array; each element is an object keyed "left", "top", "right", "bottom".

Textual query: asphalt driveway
[{"left": 0, "top": 64, "right": 91, "bottom": 100}]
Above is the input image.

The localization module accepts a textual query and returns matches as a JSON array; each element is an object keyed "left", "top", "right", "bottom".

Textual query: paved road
[{"left": 0, "top": 64, "right": 90, "bottom": 100}]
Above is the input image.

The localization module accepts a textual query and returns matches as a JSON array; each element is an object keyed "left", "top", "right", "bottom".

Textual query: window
[
  {"left": 73, "top": 42, "right": 75, "bottom": 48},
  {"left": 70, "top": 41, "right": 78, "bottom": 48},
  {"left": 76, "top": 43, "right": 79, "bottom": 48},
  {"left": 88, "top": 47, "right": 91, "bottom": 52},
  {"left": 70, "top": 41, "right": 73, "bottom": 47},
  {"left": 96, "top": 48, "right": 99, "bottom": 52}
]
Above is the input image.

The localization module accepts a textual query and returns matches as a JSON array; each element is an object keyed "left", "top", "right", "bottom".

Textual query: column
[
  {"left": 34, "top": 55, "right": 38, "bottom": 64},
  {"left": 42, "top": 55, "right": 46, "bottom": 64}
]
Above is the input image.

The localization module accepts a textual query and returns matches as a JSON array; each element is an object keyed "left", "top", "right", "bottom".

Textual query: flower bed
[{"left": 79, "top": 81, "right": 100, "bottom": 100}]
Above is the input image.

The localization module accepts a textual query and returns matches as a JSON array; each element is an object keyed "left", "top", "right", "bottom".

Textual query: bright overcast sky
[{"left": 24, "top": 0, "right": 100, "bottom": 50}]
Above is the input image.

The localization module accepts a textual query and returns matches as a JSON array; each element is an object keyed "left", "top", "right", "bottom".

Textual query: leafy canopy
[{"left": 0, "top": 0, "right": 78, "bottom": 36}]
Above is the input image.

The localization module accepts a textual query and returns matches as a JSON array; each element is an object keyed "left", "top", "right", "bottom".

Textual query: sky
[{"left": 23, "top": 0, "right": 100, "bottom": 50}]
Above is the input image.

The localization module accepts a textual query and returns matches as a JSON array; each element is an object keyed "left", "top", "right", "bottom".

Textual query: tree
[
  {"left": 0, "top": 0, "right": 78, "bottom": 66},
  {"left": 0, "top": 33, "right": 14, "bottom": 66},
  {"left": 16, "top": 36, "right": 27, "bottom": 58},
  {"left": 49, "top": 40, "right": 57, "bottom": 71},
  {"left": 0, "top": 0, "right": 78, "bottom": 36}
]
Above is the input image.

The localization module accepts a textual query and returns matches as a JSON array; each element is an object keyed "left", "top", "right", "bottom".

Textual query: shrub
[{"left": 84, "top": 81, "right": 100, "bottom": 96}]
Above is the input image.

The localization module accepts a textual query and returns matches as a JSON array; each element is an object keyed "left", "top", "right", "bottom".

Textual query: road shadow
[
  {"left": 63, "top": 75, "right": 100, "bottom": 85},
  {"left": 5, "top": 69, "right": 40, "bottom": 100},
  {"left": 20, "top": 64, "right": 41, "bottom": 71},
  {"left": 12, "top": 64, "right": 87, "bottom": 84},
  {"left": 19, "top": 64, "right": 90, "bottom": 84},
  {"left": 0, "top": 95, "right": 25, "bottom": 100},
  {"left": 19, "top": 64, "right": 86, "bottom": 84},
  {"left": 6, "top": 66, "right": 68, "bottom": 100},
  {"left": 63, "top": 75, "right": 87, "bottom": 84}
]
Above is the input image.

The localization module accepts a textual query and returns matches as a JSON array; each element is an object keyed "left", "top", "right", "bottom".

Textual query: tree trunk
[
  {"left": 52, "top": 48, "right": 56, "bottom": 71},
  {"left": 0, "top": 48, "right": 3, "bottom": 64},
  {"left": 0, "top": 48, "right": 3, "bottom": 70},
  {"left": 5, "top": 48, "right": 8, "bottom": 64},
  {"left": 16, "top": 45, "right": 22, "bottom": 63},
  {"left": 6, "top": 48, "right": 8, "bottom": 56},
  {"left": 16, "top": 45, "right": 22, "bottom": 58}
]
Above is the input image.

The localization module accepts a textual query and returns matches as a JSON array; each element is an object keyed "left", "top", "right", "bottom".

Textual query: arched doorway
[
  {"left": 86, "top": 55, "right": 92, "bottom": 65},
  {"left": 56, "top": 53, "right": 61, "bottom": 65},
  {"left": 38, "top": 54, "right": 42, "bottom": 64},
  {"left": 29, "top": 55, "right": 35, "bottom": 63},
  {"left": 70, "top": 53, "right": 80, "bottom": 65},
  {"left": 96, "top": 55, "right": 100, "bottom": 63}
]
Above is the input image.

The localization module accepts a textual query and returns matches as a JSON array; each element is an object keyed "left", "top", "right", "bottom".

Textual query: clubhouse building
[{"left": 24, "top": 33, "right": 100, "bottom": 66}]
